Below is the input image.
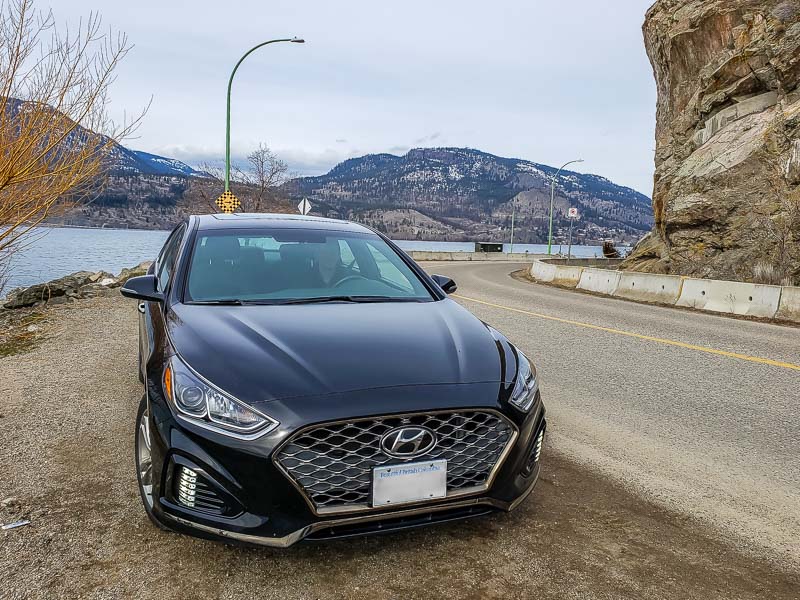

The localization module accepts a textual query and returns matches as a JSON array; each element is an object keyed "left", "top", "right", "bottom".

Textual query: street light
[
  {"left": 547, "top": 159, "right": 583, "bottom": 255},
  {"left": 509, "top": 197, "right": 516, "bottom": 253},
  {"left": 224, "top": 37, "right": 304, "bottom": 192}
]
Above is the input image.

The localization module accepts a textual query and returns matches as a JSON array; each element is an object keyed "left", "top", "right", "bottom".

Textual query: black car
[{"left": 121, "top": 213, "right": 546, "bottom": 547}]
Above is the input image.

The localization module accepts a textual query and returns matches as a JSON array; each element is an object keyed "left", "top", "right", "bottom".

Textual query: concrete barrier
[
  {"left": 577, "top": 268, "right": 622, "bottom": 295},
  {"left": 676, "top": 278, "right": 782, "bottom": 318},
  {"left": 776, "top": 286, "right": 800, "bottom": 323},
  {"left": 527, "top": 257, "right": 797, "bottom": 322},
  {"left": 551, "top": 265, "right": 584, "bottom": 288},
  {"left": 614, "top": 272, "right": 684, "bottom": 304},
  {"left": 530, "top": 260, "right": 558, "bottom": 283},
  {"left": 530, "top": 258, "right": 622, "bottom": 289},
  {"left": 408, "top": 251, "right": 539, "bottom": 262}
]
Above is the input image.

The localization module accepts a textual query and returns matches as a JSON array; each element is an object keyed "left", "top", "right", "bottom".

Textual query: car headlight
[
  {"left": 163, "top": 355, "right": 278, "bottom": 437},
  {"left": 510, "top": 351, "right": 539, "bottom": 412}
]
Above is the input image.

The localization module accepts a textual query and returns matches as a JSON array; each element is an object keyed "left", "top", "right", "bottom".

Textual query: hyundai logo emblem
[{"left": 380, "top": 426, "right": 437, "bottom": 458}]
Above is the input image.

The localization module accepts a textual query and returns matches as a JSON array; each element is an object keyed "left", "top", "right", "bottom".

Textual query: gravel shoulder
[{"left": 1, "top": 295, "right": 798, "bottom": 599}]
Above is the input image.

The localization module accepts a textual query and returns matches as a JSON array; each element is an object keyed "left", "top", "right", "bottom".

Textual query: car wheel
[
  {"left": 135, "top": 394, "right": 168, "bottom": 530},
  {"left": 138, "top": 347, "right": 144, "bottom": 383}
]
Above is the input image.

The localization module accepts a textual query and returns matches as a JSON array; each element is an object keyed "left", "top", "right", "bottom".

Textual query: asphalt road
[
  {"left": 2, "top": 266, "right": 799, "bottom": 599},
  {"left": 425, "top": 260, "right": 800, "bottom": 566}
]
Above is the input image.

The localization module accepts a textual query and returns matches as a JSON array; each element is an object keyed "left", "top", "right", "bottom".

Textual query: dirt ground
[{"left": 1, "top": 295, "right": 798, "bottom": 599}]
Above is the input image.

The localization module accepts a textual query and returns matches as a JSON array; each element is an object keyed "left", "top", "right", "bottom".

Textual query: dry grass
[{"left": 0, "top": 309, "right": 46, "bottom": 357}]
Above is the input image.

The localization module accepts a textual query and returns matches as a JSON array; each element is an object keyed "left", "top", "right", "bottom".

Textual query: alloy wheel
[{"left": 137, "top": 405, "right": 154, "bottom": 509}]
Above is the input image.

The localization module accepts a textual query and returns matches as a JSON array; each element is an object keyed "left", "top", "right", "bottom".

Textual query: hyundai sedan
[{"left": 121, "top": 213, "right": 546, "bottom": 547}]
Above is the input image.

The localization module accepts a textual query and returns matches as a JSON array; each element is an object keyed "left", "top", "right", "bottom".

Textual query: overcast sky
[{"left": 51, "top": 0, "right": 657, "bottom": 195}]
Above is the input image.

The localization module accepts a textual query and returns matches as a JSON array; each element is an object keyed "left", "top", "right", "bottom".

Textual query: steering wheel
[{"left": 334, "top": 275, "right": 367, "bottom": 287}]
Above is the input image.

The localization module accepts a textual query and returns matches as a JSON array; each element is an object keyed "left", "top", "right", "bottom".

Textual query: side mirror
[
  {"left": 431, "top": 274, "right": 457, "bottom": 295},
  {"left": 120, "top": 275, "right": 164, "bottom": 303}
]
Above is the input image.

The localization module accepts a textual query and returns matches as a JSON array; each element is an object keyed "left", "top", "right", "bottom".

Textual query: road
[
  {"left": 428, "top": 260, "right": 800, "bottom": 565},
  {"left": 1, "top": 263, "right": 799, "bottom": 599}
]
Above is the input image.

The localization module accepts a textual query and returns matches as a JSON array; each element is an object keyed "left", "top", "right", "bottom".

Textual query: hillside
[{"left": 291, "top": 148, "right": 653, "bottom": 244}]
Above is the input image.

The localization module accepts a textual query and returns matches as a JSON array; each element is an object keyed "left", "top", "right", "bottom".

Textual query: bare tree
[
  {"left": 243, "top": 143, "right": 290, "bottom": 212},
  {"left": 197, "top": 142, "right": 291, "bottom": 213},
  {"left": 0, "top": 0, "right": 142, "bottom": 292}
]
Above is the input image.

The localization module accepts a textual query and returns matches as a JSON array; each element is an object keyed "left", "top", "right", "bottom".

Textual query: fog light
[
  {"left": 177, "top": 466, "right": 198, "bottom": 508},
  {"left": 523, "top": 428, "right": 545, "bottom": 476},
  {"left": 533, "top": 429, "right": 544, "bottom": 463}
]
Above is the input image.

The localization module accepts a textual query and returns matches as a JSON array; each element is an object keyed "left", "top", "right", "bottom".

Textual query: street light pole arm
[
  {"left": 225, "top": 37, "right": 304, "bottom": 192},
  {"left": 553, "top": 159, "right": 583, "bottom": 181}
]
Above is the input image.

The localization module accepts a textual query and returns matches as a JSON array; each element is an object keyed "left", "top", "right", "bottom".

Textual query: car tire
[
  {"left": 135, "top": 394, "right": 169, "bottom": 531},
  {"left": 138, "top": 347, "right": 144, "bottom": 383}
]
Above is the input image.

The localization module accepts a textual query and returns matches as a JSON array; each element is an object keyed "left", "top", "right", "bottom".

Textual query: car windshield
[{"left": 185, "top": 228, "right": 434, "bottom": 304}]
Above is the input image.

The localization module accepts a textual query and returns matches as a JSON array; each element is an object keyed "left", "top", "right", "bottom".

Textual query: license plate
[{"left": 372, "top": 459, "right": 447, "bottom": 507}]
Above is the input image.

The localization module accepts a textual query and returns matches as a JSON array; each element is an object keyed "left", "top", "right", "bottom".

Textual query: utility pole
[{"left": 567, "top": 214, "right": 575, "bottom": 262}]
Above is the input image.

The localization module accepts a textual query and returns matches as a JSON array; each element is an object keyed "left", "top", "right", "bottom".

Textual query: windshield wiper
[
  {"left": 271, "top": 295, "right": 415, "bottom": 305},
  {"left": 192, "top": 296, "right": 425, "bottom": 306},
  {"left": 191, "top": 299, "right": 246, "bottom": 305}
]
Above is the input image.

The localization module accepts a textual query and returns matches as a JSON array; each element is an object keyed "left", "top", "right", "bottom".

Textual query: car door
[{"left": 140, "top": 223, "right": 186, "bottom": 382}]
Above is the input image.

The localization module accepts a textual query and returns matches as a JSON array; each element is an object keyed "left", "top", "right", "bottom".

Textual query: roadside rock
[
  {"left": 623, "top": 0, "right": 800, "bottom": 284},
  {"left": 3, "top": 271, "right": 95, "bottom": 309},
  {"left": 114, "top": 261, "right": 152, "bottom": 286},
  {"left": 2, "top": 260, "right": 152, "bottom": 309},
  {"left": 79, "top": 283, "right": 117, "bottom": 299}
]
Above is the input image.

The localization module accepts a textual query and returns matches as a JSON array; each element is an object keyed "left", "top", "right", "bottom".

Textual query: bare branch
[{"left": 0, "top": 0, "right": 144, "bottom": 265}]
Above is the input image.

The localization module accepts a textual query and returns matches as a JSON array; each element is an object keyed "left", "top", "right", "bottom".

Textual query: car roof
[{"left": 193, "top": 213, "right": 374, "bottom": 234}]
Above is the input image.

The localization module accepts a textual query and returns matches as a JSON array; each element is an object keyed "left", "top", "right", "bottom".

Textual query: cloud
[
  {"left": 413, "top": 132, "right": 443, "bottom": 145},
  {"left": 387, "top": 145, "right": 410, "bottom": 155},
  {"left": 148, "top": 144, "right": 362, "bottom": 177}
]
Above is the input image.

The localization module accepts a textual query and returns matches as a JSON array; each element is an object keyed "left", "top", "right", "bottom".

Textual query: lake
[{"left": 2, "top": 226, "right": 609, "bottom": 292}]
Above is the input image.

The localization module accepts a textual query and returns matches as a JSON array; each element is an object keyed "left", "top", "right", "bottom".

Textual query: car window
[
  {"left": 185, "top": 228, "right": 433, "bottom": 303},
  {"left": 339, "top": 239, "right": 359, "bottom": 273},
  {"left": 157, "top": 224, "right": 186, "bottom": 292},
  {"left": 365, "top": 241, "right": 416, "bottom": 293}
]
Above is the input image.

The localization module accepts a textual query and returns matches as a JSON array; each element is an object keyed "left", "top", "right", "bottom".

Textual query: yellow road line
[{"left": 454, "top": 294, "right": 800, "bottom": 372}]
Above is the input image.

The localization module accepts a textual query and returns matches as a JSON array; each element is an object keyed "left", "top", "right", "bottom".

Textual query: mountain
[
  {"left": 3, "top": 97, "right": 202, "bottom": 178},
  {"left": 291, "top": 148, "right": 653, "bottom": 244},
  {"left": 112, "top": 149, "right": 204, "bottom": 178},
  {"left": 16, "top": 92, "right": 652, "bottom": 240}
]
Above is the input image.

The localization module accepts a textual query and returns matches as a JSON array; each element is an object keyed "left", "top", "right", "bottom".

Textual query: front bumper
[{"left": 145, "top": 379, "right": 546, "bottom": 547}]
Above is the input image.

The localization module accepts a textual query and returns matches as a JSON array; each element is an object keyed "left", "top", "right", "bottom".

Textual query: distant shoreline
[{"left": 39, "top": 223, "right": 167, "bottom": 232}]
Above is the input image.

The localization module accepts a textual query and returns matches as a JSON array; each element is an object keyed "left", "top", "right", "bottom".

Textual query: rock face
[{"left": 623, "top": 0, "right": 800, "bottom": 284}]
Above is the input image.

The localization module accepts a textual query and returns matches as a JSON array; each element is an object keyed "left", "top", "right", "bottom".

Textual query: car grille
[{"left": 274, "top": 410, "right": 516, "bottom": 514}]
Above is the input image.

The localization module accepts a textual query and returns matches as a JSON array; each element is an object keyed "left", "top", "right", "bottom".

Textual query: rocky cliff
[{"left": 623, "top": 0, "right": 800, "bottom": 284}]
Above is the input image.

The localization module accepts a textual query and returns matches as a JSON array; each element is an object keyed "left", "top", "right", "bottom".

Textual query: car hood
[{"left": 167, "top": 299, "right": 516, "bottom": 405}]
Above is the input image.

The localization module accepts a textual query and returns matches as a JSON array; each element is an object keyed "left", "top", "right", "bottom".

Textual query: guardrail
[{"left": 528, "top": 258, "right": 800, "bottom": 323}]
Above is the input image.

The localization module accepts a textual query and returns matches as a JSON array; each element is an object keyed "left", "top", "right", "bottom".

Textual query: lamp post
[
  {"left": 509, "top": 198, "right": 516, "bottom": 253},
  {"left": 225, "top": 37, "right": 304, "bottom": 192},
  {"left": 547, "top": 159, "right": 583, "bottom": 255}
]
